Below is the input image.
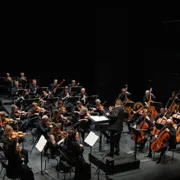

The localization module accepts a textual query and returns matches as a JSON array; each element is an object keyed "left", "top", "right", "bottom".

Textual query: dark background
[{"left": 0, "top": 8, "right": 180, "bottom": 106}]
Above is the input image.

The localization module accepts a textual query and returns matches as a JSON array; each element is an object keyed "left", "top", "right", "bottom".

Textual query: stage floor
[{"left": 1, "top": 95, "right": 180, "bottom": 180}]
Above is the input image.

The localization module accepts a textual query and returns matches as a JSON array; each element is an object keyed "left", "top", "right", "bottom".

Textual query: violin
[
  {"left": 11, "top": 131, "right": 25, "bottom": 138},
  {"left": 3, "top": 118, "right": 17, "bottom": 126},
  {"left": 35, "top": 106, "right": 46, "bottom": 113},
  {"left": 96, "top": 104, "right": 104, "bottom": 111},
  {"left": 56, "top": 130, "right": 68, "bottom": 137}
]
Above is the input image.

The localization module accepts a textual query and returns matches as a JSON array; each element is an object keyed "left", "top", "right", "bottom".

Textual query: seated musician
[
  {"left": 48, "top": 79, "right": 58, "bottom": 94},
  {"left": 2, "top": 125, "right": 29, "bottom": 165},
  {"left": 11, "top": 81, "right": 22, "bottom": 101},
  {"left": 18, "top": 72, "right": 28, "bottom": 88},
  {"left": 146, "top": 119, "right": 176, "bottom": 164},
  {"left": 127, "top": 102, "right": 143, "bottom": 132},
  {"left": 29, "top": 79, "right": 39, "bottom": 98},
  {"left": 165, "top": 90, "right": 180, "bottom": 113},
  {"left": 78, "top": 107, "right": 90, "bottom": 143},
  {"left": 36, "top": 115, "right": 52, "bottom": 155},
  {"left": 60, "top": 86, "right": 70, "bottom": 101},
  {"left": 78, "top": 88, "right": 87, "bottom": 106},
  {"left": 154, "top": 108, "right": 169, "bottom": 122},
  {"left": 57, "top": 100, "right": 67, "bottom": 116},
  {"left": 4, "top": 72, "right": 13, "bottom": 99},
  {"left": 133, "top": 108, "right": 154, "bottom": 152},
  {"left": 1, "top": 125, "right": 34, "bottom": 180},
  {"left": 90, "top": 99, "right": 105, "bottom": 116},
  {"left": 62, "top": 129, "right": 91, "bottom": 180}
]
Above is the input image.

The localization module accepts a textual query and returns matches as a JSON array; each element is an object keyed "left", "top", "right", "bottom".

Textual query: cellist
[
  {"left": 146, "top": 119, "right": 176, "bottom": 164},
  {"left": 132, "top": 108, "right": 154, "bottom": 152}
]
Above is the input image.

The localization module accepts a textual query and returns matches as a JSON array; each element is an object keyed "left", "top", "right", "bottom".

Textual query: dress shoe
[
  {"left": 145, "top": 153, "right": 152, "bottom": 158},
  {"left": 106, "top": 152, "right": 114, "bottom": 157},
  {"left": 114, "top": 151, "right": 120, "bottom": 156},
  {"left": 156, "top": 159, "right": 161, "bottom": 164}
]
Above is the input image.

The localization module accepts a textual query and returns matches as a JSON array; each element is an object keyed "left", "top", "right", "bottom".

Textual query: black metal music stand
[
  {"left": 37, "top": 87, "right": 49, "bottom": 94},
  {"left": 124, "top": 102, "right": 134, "bottom": 108},
  {"left": 154, "top": 122, "right": 164, "bottom": 130},
  {"left": 55, "top": 87, "right": 65, "bottom": 96},
  {"left": 18, "top": 89, "right": 25, "bottom": 96},
  {"left": 70, "top": 86, "right": 82, "bottom": 95},
  {"left": 66, "top": 96, "right": 80, "bottom": 105},
  {"left": 150, "top": 102, "right": 162, "bottom": 111},
  {"left": 130, "top": 127, "right": 141, "bottom": 160},
  {"left": 86, "top": 95, "right": 98, "bottom": 108}
]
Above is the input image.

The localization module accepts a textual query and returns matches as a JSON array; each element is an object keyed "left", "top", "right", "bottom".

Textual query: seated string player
[
  {"left": 146, "top": 119, "right": 176, "bottom": 164},
  {"left": 131, "top": 107, "right": 154, "bottom": 152},
  {"left": 90, "top": 99, "right": 105, "bottom": 116}
]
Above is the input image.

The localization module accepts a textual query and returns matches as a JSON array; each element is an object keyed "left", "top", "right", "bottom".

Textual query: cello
[
  {"left": 131, "top": 115, "right": 149, "bottom": 143},
  {"left": 150, "top": 128, "right": 170, "bottom": 153}
]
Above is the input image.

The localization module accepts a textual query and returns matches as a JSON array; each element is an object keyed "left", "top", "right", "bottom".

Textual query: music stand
[
  {"left": 130, "top": 127, "right": 141, "bottom": 160},
  {"left": 25, "top": 98, "right": 40, "bottom": 105},
  {"left": 66, "top": 96, "right": 80, "bottom": 105},
  {"left": 124, "top": 102, "right": 134, "bottom": 108},
  {"left": 18, "top": 89, "right": 25, "bottom": 96},
  {"left": 154, "top": 122, "right": 164, "bottom": 130},
  {"left": 37, "top": 87, "right": 48, "bottom": 95},
  {"left": 150, "top": 102, "right": 162, "bottom": 111},
  {"left": 85, "top": 131, "right": 99, "bottom": 179},
  {"left": 70, "top": 86, "right": 82, "bottom": 95},
  {"left": 35, "top": 135, "right": 47, "bottom": 174},
  {"left": 86, "top": 95, "right": 98, "bottom": 106},
  {"left": 55, "top": 87, "right": 64, "bottom": 95}
]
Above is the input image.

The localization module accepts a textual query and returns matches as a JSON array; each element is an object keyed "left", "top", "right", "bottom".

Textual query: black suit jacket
[{"left": 108, "top": 105, "right": 125, "bottom": 132}]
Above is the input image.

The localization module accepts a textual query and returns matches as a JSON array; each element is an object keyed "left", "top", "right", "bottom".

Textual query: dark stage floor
[{"left": 1, "top": 95, "right": 180, "bottom": 180}]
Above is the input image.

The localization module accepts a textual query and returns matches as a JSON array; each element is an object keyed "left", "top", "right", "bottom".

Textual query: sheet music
[
  {"left": 84, "top": 131, "right": 99, "bottom": 147},
  {"left": 89, "top": 115, "right": 109, "bottom": 122},
  {"left": 36, "top": 135, "right": 47, "bottom": 152}
]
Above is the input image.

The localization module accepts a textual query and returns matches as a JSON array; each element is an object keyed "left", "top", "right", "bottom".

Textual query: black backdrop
[{"left": 1, "top": 8, "right": 180, "bottom": 106}]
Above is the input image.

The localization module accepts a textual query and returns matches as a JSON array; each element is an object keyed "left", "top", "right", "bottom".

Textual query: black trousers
[{"left": 110, "top": 130, "right": 121, "bottom": 154}]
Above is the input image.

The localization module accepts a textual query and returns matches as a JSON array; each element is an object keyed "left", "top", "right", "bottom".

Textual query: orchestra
[{"left": 1, "top": 73, "right": 180, "bottom": 180}]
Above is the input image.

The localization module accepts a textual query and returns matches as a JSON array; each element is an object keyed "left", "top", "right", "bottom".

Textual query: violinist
[
  {"left": 90, "top": 99, "right": 105, "bottom": 116},
  {"left": 133, "top": 108, "right": 154, "bottom": 152},
  {"left": 78, "top": 107, "right": 90, "bottom": 143},
  {"left": 1, "top": 125, "right": 29, "bottom": 165},
  {"left": 62, "top": 129, "right": 91, "bottom": 180},
  {"left": 57, "top": 100, "right": 67, "bottom": 115},
  {"left": 36, "top": 115, "right": 52, "bottom": 140},
  {"left": 1, "top": 125, "right": 34, "bottom": 180},
  {"left": 146, "top": 119, "right": 176, "bottom": 164}
]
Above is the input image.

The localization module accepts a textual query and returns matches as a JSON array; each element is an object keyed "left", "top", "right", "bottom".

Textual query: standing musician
[
  {"left": 62, "top": 129, "right": 91, "bottom": 180},
  {"left": 143, "top": 90, "right": 156, "bottom": 105},
  {"left": 4, "top": 72, "right": 13, "bottom": 98},
  {"left": 118, "top": 86, "right": 132, "bottom": 104},
  {"left": 146, "top": 119, "right": 176, "bottom": 164},
  {"left": 132, "top": 108, "right": 154, "bottom": 152},
  {"left": 105, "top": 99, "right": 125, "bottom": 157}
]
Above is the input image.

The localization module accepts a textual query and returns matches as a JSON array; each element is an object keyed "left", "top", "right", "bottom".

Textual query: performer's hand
[
  {"left": 165, "top": 128, "right": 170, "bottom": 132},
  {"left": 155, "top": 135, "right": 158, "bottom": 138},
  {"left": 109, "top": 106, "right": 113, "bottom": 112},
  {"left": 106, "top": 112, "right": 110, "bottom": 116}
]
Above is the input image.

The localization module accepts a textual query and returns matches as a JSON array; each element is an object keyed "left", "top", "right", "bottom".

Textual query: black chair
[
  {"left": 0, "top": 160, "right": 20, "bottom": 180},
  {"left": 56, "top": 149, "right": 74, "bottom": 180}
]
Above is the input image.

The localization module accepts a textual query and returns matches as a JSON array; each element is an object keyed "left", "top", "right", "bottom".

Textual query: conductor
[{"left": 106, "top": 99, "right": 125, "bottom": 157}]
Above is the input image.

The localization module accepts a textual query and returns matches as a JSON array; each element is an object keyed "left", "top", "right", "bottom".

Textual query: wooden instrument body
[{"left": 150, "top": 130, "right": 170, "bottom": 152}]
